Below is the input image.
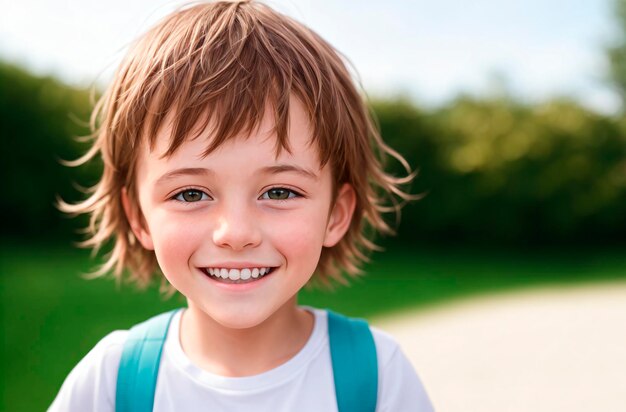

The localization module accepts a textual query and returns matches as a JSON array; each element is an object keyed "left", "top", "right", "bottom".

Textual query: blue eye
[
  {"left": 174, "top": 189, "right": 209, "bottom": 202},
  {"left": 261, "top": 188, "right": 300, "bottom": 200}
]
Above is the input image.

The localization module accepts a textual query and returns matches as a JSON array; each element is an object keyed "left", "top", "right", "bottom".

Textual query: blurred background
[{"left": 1, "top": 0, "right": 626, "bottom": 410}]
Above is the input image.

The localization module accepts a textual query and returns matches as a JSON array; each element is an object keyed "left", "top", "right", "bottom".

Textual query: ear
[
  {"left": 323, "top": 183, "right": 357, "bottom": 247},
  {"left": 121, "top": 187, "right": 154, "bottom": 250}
]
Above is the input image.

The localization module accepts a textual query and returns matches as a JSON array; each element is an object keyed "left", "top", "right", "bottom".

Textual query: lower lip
[{"left": 199, "top": 268, "right": 275, "bottom": 292}]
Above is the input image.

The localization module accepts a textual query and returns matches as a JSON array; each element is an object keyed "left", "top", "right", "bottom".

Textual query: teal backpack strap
[
  {"left": 115, "top": 309, "right": 180, "bottom": 412},
  {"left": 327, "top": 310, "right": 378, "bottom": 412}
]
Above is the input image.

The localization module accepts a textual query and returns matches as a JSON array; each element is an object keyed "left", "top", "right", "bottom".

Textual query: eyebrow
[
  {"left": 260, "top": 164, "right": 319, "bottom": 180},
  {"left": 155, "top": 164, "right": 318, "bottom": 185},
  {"left": 156, "top": 168, "right": 214, "bottom": 185}
]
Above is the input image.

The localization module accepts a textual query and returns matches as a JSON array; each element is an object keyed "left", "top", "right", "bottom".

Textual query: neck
[{"left": 179, "top": 298, "right": 314, "bottom": 377}]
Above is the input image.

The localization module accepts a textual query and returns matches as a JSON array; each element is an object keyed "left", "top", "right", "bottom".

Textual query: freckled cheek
[
  {"left": 149, "top": 212, "right": 209, "bottom": 272},
  {"left": 263, "top": 211, "right": 327, "bottom": 262}
]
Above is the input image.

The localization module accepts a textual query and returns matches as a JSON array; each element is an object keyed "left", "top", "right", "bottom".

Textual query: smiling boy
[
  {"left": 128, "top": 99, "right": 354, "bottom": 374},
  {"left": 51, "top": 1, "right": 434, "bottom": 411}
]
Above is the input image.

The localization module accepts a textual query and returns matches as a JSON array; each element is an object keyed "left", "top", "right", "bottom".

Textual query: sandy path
[{"left": 373, "top": 281, "right": 626, "bottom": 412}]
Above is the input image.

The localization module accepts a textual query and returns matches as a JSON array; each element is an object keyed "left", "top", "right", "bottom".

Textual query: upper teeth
[{"left": 207, "top": 267, "right": 272, "bottom": 280}]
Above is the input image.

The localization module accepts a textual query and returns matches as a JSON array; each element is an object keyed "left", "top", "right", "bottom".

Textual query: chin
[{"left": 204, "top": 304, "right": 275, "bottom": 330}]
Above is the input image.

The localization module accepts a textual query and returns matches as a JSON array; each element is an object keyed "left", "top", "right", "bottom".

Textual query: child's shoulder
[
  {"left": 364, "top": 320, "right": 420, "bottom": 385},
  {"left": 66, "top": 329, "right": 129, "bottom": 378},
  {"left": 76, "top": 329, "right": 129, "bottom": 371},
  {"left": 48, "top": 330, "right": 128, "bottom": 411},
  {"left": 318, "top": 309, "right": 433, "bottom": 411},
  {"left": 367, "top": 324, "right": 434, "bottom": 411},
  {"left": 369, "top": 324, "right": 405, "bottom": 364}
]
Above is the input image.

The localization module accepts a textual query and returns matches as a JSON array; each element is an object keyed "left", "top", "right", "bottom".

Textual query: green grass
[{"left": 2, "top": 241, "right": 626, "bottom": 411}]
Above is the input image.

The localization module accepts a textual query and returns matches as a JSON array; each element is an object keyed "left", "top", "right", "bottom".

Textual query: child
[{"left": 51, "top": 1, "right": 434, "bottom": 411}]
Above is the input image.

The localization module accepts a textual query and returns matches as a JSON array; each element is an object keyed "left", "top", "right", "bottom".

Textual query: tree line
[{"left": 1, "top": 62, "right": 625, "bottom": 245}]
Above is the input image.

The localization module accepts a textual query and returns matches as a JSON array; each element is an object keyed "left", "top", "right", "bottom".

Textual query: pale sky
[{"left": 0, "top": 0, "right": 621, "bottom": 114}]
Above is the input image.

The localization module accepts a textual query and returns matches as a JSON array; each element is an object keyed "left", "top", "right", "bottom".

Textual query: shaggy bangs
[
  {"left": 131, "top": 0, "right": 358, "bottom": 167},
  {"left": 61, "top": 0, "right": 416, "bottom": 290}
]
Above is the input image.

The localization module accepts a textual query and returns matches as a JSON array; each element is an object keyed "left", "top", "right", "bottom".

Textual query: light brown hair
[{"left": 60, "top": 0, "right": 416, "bottom": 289}]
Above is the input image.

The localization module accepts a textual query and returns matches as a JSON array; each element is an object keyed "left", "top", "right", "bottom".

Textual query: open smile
[{"left": 202, "top": 267, "right": 278, "bottom": 284}]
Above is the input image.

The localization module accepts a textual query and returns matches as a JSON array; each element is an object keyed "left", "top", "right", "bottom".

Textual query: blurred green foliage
[
  {"left": 1, "top": 62, "right": 626, "bottom": 245},
  {"left": 377, "top": 97, "right": 626, "bottom": 244},
  {"left": 0, "top": 62, "right": 98, "bottom": 240}
]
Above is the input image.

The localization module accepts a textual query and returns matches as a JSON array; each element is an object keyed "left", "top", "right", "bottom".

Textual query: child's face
[{"left": 124, "top": 98, "right": 355, "bottom": 329}]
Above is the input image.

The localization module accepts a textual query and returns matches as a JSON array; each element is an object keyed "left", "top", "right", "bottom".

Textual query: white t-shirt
[{"left": 49, "top": 307, "right": 434, "bottom": 411}]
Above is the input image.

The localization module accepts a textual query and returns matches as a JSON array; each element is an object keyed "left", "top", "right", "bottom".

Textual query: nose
[{"left": 212, "top": 202, "right": 262, "bottom": 250}]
